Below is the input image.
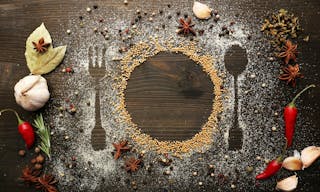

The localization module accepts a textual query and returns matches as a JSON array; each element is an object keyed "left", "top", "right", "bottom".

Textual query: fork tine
[
  {"left": 88, "top": 46, "right": 93, "bottom": 69},
  {"left": 95, "top": 46, "right": 99, "bottom": 67},
  {"left": 101, "top": 45, "right": 107, "bottom": 69}
]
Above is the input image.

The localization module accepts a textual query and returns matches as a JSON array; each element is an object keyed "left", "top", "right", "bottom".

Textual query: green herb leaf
[
  {"left": 33, "top": 113, "right": 51, "bottom": 159},
  {"left": 25, "top": 23, "right": 67, "bottom": 75}
]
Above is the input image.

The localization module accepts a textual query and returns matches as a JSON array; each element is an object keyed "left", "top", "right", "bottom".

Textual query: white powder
[{"left": 45, "top": 2, "right": 295, "bottom": 191}]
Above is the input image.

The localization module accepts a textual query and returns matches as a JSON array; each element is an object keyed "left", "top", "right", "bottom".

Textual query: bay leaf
[
  {"left": 29, "top": 46, "right": 67, "bottom": 75},
  {"left": 25, "top": 23, "right": 66, "bottom": 75}
]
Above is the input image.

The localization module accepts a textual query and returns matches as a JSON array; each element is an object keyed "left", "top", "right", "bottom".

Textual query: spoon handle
[{"left": 228, "top": 77, "right": 243, "bottom": 150}]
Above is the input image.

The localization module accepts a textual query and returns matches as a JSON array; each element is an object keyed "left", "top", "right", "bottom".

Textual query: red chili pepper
[
  {"left": 256, "top": 142, "right": 287, "bottom": 180},
  {"left": 284, "top": 84, "right": 315, "bottom": 147},
  {"left": 255, "top": 156, "right": 283, "bottom": 180},
  {"left": 0, "top": 109, "right": 35, "bottom": 149}
]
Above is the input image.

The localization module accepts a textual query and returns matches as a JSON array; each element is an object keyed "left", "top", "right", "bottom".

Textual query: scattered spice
[
  {"left": 112, "top": 140, "right": 130, "bottom": 160},
  {"left": 18, "top": 149, "right": 26, "bottom": 156},
  {"left": 20, "top": 166, "right": 41, "bottom": 184},
  {"left": 124, "top": 157, "right": 141, "bottom": 172},
  {"left": 34, "top": 163, "right": 43, "bottom": 170},
  {"left": 36, "top": 154, "right": 45, "bottom": 164},
  {"left": 35, "top": 174, "right": 58, "bottom": 192},
  {"left": 277, "top": 40, "right": 298, "bottom": 64},
  {"left": 279, "top": 64, "right": 303, "bottom": 87},
  {"left": 261, "top": 9, "right": 302, "bottom": 48},
  {"left": 35, "top": 147, "right": 41, "bottom": 153},
  {"left": 32, "top": 37, "right": 50, "bottom": 53},
  {"left": 177, "top": 17, "right": 196, "bottom": 36},
  {"left": 158, "top": 156, "right": 173, "bottom": 166}
]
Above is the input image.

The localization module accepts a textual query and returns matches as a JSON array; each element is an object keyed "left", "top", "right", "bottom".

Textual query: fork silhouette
[{"left": 89, "top": 46, "right": 107, "bottom": 151}]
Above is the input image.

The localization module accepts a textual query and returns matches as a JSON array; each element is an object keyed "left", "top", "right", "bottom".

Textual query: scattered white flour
[{"left": 42, "top": 1, "right": 316, "bottom": 191}]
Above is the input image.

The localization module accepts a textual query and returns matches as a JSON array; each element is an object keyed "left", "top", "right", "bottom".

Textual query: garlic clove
[
  {"left": 276, "top": 175, "right": 298, "bottom": 192},
  {"left": 14, "top": 75, "right": 50, "bottom": 111},
  {"left": 293, "top": 150, "right": 300, "bottom": 159},
  {"left": 193, "top": 1, "right": 212, "bottom": 20},
  {"left": 282, "top": 156, "right": 302, "bottom": 171},
  {"left": 301, "top": 146, "right": 320, "bottom": 169}
]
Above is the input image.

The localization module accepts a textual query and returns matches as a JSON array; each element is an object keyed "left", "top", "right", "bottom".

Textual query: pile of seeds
[
  {"left": 117, "top": 40, "right": 223, "bottom": 157},
  {"left": 261, "top": 9, "right": 303, "bottom": 49}
]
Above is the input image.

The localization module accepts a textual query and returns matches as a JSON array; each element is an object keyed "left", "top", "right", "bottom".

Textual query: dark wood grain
[
  {"left": 0, "top": 0, "right": 320, "bottom": 191},
  {"left": 125, "top": 52, "right": 214, "bottom": 141}
]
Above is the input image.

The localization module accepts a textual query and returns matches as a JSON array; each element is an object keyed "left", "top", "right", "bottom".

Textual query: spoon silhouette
[{"left": 224, "top": 45, "right": 248, "bottom": 150}]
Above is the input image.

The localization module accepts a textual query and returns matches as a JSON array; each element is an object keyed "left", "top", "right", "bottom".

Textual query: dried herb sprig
[{"left": 33, "top": 114, "right": 51, "bottom": 159}]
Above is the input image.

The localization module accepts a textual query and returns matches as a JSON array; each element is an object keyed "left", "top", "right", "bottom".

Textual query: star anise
[
  {"left": 177, "top": 17, "right": 196, "bottom": 36},
  {"left": 124, "top": 157, "right": 141, "bottom": 172},
  {"left": 112, "top": 140, "right": 131, "bottom": 160},
  {"left": 20, "top": 166, "right": 41, "bottom": 184},
  {"left": 35, "top": 174, "right": 58, "bottom": 192},
  {"left": 277, "top": 40, "right": 298, "bottom": 64},
  {"left": 279, "top": 64, "right": 303, "bottom": 87},
  {"left": 32, "top": 37, "right": 51, "bottom": 53}
]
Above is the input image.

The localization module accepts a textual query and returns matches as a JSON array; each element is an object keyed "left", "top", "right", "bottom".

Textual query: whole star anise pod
[
  {"left": 112, "top": 140, "right": 131, "bottom": 160},
  {"left": 177, "top": 17, "right": 196, "bottom": 36},
  {"left": 279, "top": 64, "right": 303, "bottom": 87},
  {"left": 20, "top": 166, "right": 41, "bottom": 184},
  {"left": 124, "top": 157, "right": 141, "bottom": 172},
  {"left": 35, "top": 174, "right": 58, "bottom": 192},
  {"left": 277, "top": 40, "right": 298, "bottom": 64},
  {"left": 32, "top": 37, "right": 51, "bottom": 53}
]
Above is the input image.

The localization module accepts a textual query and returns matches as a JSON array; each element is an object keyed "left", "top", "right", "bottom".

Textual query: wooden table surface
[{"left": 0, "top": 0, "right": 320, "bottom": 191}]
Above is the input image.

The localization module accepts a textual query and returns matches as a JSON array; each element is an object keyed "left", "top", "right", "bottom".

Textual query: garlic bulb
[
  {"left": 301, "top": 146, "right": 320, "bottom": 169},
  {"left": 193, "top": 1, "right": 212, "bottom": 19},
  {"left": 276, "top": 175, "right": 298, "bottom": 192},
  {"left": 14, "top": 75, "right": 50, "bottom": 111}
]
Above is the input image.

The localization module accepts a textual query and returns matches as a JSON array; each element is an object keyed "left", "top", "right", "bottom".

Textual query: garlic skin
[
  {"left": 276, "top": 175, "right": 298, "bottom": 192},
  {"left": 301, "top": 146, "right": 320, "bottom": 169},
  {"left": 282, "top": 156, "right": 302, "bottom": 171},
  {"left": 193, "top": 1, "right": 212, "bottom": 19},
  {"left": 14, "top": 75, "right": 50, "bottom": 111}
]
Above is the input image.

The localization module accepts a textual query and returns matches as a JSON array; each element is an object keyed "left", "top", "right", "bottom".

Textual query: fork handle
[
  {"left": 91, "top": 80, "right": 106, "bottom": 151},
  {"left": 95, "top": 83, "right": 102, "bottom": 127}
]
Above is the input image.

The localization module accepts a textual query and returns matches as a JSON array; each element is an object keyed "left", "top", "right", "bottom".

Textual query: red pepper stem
[
  {"left": 290, "top": 84, "right": 316, "bottom": 106},
  {"left": 278, "top": 140, "right": 288, "bottom": 162},
  {"left": 0, "top": 108, "right": 24, "bottom": 125}
]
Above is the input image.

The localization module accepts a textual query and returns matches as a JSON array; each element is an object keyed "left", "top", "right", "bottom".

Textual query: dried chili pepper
[
  {"left": 256, "top": 143, "right": 287, "bottom": 180},
  {"left": 284, "top": 84, "right": 316, "bottom": 147},
  {"left": 0, "top": 109, "right": 35, "bottom": 149}
]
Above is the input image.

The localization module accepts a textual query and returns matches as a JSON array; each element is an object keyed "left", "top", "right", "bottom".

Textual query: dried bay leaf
[
  {"left": 29, "top": 46, "right": 67, "bottom": 75},
  {"left": 25, "top": 23, "right": 66, "bottom": 75}
]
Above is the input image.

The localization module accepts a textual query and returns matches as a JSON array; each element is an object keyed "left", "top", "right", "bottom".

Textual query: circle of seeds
[{"left": 116, "top": 39, "right": 223, "bottom": 157}]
